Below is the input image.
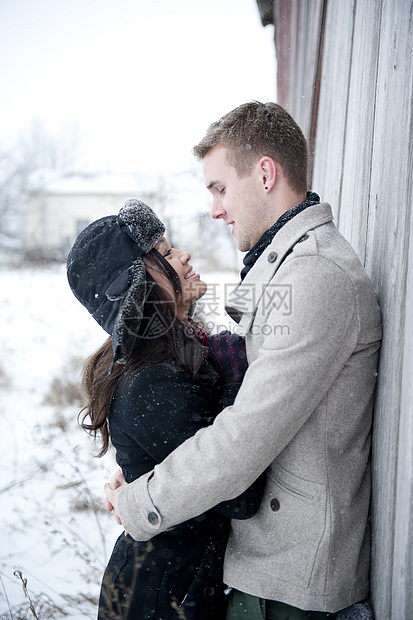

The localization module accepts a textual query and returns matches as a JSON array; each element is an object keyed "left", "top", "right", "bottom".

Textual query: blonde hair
[{"left": 193, "top": 101, "right": 308, "bottom": 195}]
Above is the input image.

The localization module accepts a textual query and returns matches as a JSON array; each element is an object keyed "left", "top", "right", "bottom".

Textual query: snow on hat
[{"left": 67, "top": 199, "right": 165, "bottom": 369}]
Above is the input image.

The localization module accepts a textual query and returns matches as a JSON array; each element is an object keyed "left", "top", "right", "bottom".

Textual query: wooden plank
[
  {"left": 273, "top": 0, "right": 324, "bottom": 141},
  {"left": 292, "top": 0, "right": 324, "bottom": 142},
  {"left": 364, "top": 0, "right": 413, "bottom": 616},
  {"left": 338, "top": 0, "right": 382, "bottom": 262},
  {"left": 311, "top": 0, "right": 356, "bottom": 221},
  {"left": 274, "top": 0, "right": 294, "bottom": 109},
  {"left": 393, "top": 200, "right": 413, "bottom": 619}
]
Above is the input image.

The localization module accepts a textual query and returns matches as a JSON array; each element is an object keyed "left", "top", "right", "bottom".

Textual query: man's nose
[{"left": 211, "top": 197, "right": 226, "bottom": 220}]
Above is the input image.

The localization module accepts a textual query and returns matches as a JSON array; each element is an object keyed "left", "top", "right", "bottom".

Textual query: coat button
[
  {"left": 148, "top": 511, "right": 159, "bottom": 525},
  {"left": 204, "top": 587, "right": 215, "bottom": 598},
  {"left": 270, "top": 498, "right": 280, "bottom": 512},
  {"left": 267, "top": 251, "right": 277, "bottom": 263}
]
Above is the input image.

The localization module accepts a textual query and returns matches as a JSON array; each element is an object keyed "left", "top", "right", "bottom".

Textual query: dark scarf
[{"left": 240, "top": 191, "right": 320, "bottom": 280}]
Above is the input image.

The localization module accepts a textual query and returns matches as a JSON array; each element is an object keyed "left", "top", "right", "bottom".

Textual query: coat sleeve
[
  {"left": 118, "top": 256, "right": 361, "bottom": 541},
  {"left": 114, "top": 364, "right": 263, "bottom": 520}
]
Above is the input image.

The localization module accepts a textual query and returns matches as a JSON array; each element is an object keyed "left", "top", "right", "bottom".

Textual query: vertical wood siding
[
  {"left": 272, "top": 0, "right": 413, "bottom": 616},
  {"left": 312, "top": 1, "right": 413, "bottom": 617},
  {"left": 273, "top": 0, "right": 326, "bottom": 170},
  {"left": 365, "top": 2, "right": 413, "bottom": 617}
]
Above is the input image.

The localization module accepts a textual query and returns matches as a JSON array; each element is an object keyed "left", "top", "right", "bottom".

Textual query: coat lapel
[{"left": 225, "top": 203, "right": 333, "bottom": 335}]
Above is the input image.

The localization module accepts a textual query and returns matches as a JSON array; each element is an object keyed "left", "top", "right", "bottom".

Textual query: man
[{"left": 105, "top": 102, "right": 382, "bottom": 618}]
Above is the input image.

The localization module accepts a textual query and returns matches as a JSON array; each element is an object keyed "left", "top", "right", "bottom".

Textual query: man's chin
[
  {"left": 230, "top": 226, "right": 249, "bottom": 251},
  {"left": 236, "top": 237, "right": 251, "bottom": 252}
]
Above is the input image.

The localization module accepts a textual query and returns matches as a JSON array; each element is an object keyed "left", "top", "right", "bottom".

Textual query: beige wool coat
[{"left": 119, "top": 202, "right": 382, "bottom": 613}]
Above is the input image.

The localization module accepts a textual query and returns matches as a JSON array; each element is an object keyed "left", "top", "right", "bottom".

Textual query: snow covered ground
[{"left": 0, "top": 262, "right": 238, "bottom": 619}]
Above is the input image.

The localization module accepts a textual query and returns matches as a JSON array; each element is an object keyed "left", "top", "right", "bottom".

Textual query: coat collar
[
  {"left": 225, "top": 203, "right": 333, "bottom": 331},
  {"left": 240, "top": 191, "right": 321, "bottom": 281}
]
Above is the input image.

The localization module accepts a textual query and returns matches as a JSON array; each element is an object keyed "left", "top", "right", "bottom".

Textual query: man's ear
[{"left": 258, "top": 156, "right": 277, "bottom": 192}]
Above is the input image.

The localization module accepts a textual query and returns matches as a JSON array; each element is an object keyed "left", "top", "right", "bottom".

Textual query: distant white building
[{"left": 25, "top": 171, "right": 162, "bottom": 257}]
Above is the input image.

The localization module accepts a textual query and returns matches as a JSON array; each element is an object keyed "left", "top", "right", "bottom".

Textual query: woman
[{"left": 67, "top": 199, "right": 264, "bottom": 620}]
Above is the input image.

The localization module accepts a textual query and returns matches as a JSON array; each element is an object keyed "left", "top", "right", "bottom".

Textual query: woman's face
[{"left": 147, "top": 237, "right": 207, "bottom": 321}]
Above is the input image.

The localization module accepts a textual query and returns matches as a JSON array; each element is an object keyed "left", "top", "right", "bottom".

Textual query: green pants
[{"left": 226, "top": 589, "right": 338, "bottom": 620}]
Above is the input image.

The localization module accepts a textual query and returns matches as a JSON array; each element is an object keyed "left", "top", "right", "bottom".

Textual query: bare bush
[
  {"left": 0, "top": 592, "right": 67, "bottom": 620},
  {"left": 0, "top": 364, "right": 10, "bottom": 390},
  {"left": 0, "top": 569, "right": 95, "bottom": 619},
  {"left": 42, "top": 376, "right": 83, "bottom": 409},
  {"left": 42, "top": 356, "right": 84, "bottom": 410}
]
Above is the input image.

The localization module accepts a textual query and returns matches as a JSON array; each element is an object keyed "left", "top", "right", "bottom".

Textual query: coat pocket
[{"left": 263, "top": 462, "right": 328, "bottom": 587}]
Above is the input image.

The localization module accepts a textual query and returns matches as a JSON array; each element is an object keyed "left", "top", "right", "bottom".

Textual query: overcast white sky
[{"left": 0, "top": 0, "right": 276, "bottom": 177}]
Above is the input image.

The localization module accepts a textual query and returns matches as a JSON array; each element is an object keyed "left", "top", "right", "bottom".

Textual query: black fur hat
[{"left": 67, "top": 199, "right": 165, "bottom": 368}]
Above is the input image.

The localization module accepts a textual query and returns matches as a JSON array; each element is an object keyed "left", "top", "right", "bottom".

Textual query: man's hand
[{"left": 104, "top": 469, "right": 128, "bottom": 526}]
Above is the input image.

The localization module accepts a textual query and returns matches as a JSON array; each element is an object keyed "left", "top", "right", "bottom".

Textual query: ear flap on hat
[
  {"left": 105, "top": 268, "right": 131, "bottom": 301},
  {"left": 111, "top": 259, "right": 147, "bottom": 364}
]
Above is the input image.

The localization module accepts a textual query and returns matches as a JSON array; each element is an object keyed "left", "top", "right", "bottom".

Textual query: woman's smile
[{"left": 152, "top": 237, "right": 207, "bottom": 320}]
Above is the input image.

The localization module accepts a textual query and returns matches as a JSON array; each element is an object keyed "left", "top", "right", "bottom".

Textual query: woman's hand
[
  {"left": 208, "top": 330, "right": 248, "bottom": 383},
  {"left": 104, "top": 469, "right": 128, "bottom": 525}
]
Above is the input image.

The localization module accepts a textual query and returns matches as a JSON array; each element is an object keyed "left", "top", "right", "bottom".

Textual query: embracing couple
[{"left": 67, "top": 102, "right": 382, "bottom": 619}]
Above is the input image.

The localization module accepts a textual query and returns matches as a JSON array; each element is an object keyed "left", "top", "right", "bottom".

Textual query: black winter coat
[{"left": 98, "top": 359, "right": 264, "bottom": 620}]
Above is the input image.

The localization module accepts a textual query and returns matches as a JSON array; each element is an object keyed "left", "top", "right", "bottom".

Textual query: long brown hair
[{"left": 79, "top": 248, "right": 207, "bottom": 456}]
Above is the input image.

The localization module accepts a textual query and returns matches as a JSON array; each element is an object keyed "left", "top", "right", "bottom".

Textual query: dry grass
[
  {"left": 42, "top": 355, "right": 84, "bottom": 410},
  {"left": 0, "top": 364, "right": 10, "bottom": 390}
]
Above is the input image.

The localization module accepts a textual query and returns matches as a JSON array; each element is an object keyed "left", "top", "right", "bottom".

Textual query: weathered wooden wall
[
  {"left": 266, "top": 0, "right": 413, "bottom": 616},
  {"left": 312, "top": 1, "right": 413, "bottom": 617},
  {"left": 272, "top": 0, "right": 327, "bottom": 177}
]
